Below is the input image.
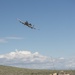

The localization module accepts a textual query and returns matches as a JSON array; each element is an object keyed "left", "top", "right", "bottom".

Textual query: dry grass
[{"left": 0, "top": 65, "right": 75, "bottom": 75}]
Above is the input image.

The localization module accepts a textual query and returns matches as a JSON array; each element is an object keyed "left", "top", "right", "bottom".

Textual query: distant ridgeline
[{"left": 0, "top": 65, "right": 74, "bottom": 75}]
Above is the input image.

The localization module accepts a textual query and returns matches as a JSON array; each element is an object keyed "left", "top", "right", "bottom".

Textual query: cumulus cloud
[
  {"left": 0, "top": 50, "right": 75, "bottom": 69},
  {"left": 0, "top": 50, "right": 47, "bottom": 63}
]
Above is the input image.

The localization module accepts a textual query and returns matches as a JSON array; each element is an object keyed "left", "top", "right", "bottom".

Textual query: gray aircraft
[{"left": 17, "top": 18, "right": 36, "bottom": 29}]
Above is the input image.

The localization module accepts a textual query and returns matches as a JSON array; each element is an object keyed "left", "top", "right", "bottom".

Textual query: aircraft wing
[{"left": 17, "top": 18, "right": 24, "bottom": 24}]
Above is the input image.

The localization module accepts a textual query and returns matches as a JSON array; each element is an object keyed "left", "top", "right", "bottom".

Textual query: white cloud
[
  {"left": 0, "top": 36, "right": 24, "bottom": 43},
  {"left": 0, "top": 50, "right": 75, "bottom": 69},
  {"left": 0, "top": 38, "right": 7, "bottom": 43},
  {"left": 0, "top": 50, "right": 47, "bottom": 62},
  {"left": 5, "top": 36, "right": 24, "bottom": 40}
]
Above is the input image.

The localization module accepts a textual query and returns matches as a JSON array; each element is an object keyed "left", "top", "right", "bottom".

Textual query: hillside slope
[
  {"left": 0, "top": 65, "right": 52, "bottom": 75},
  {"left": 0, "top": 65, "right": 74, "bottom": 75}
]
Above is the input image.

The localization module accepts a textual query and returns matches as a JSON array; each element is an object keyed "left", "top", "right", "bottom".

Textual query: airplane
[{"left": 17, "top": 18, "right": 37, "bottom": 29}]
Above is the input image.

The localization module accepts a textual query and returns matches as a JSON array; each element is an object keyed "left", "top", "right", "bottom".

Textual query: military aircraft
[{"left": 17, "top": 18, "right": 37, "bottom": 29}]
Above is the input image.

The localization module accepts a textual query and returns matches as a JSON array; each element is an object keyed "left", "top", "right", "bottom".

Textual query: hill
[
  {"left": 0, "top": 65, "right": 75, "bottom": 75},
  {"left": 0, "top": 65, "right": 52, "bottom": 75}
]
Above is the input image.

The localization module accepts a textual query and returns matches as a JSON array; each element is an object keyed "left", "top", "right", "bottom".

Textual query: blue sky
[{"left": 0, "top": 0, "right": 75, "bottom": 60}]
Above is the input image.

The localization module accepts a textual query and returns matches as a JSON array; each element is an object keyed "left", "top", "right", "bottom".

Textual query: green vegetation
[{"left": 0, "top": 65, "right": 75, "bottom": 75}]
